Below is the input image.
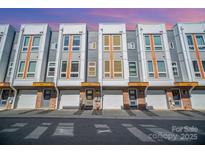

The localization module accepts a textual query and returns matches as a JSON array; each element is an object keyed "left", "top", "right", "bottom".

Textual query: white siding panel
[
  {"left": 191, "top": 90, "right": 205, "bottom": 110},
  {"left": 103, "top": 90, "right": 123, "bottom": 109}
]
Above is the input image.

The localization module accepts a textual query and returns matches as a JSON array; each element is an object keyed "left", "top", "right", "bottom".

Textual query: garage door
[
  {"left": 16, "top": 90, "right": 37, "bottom": 109},
  {"left": 147, "top": 90, "right": 168, "bottom": 110},
  {"left": 103, "top": 90, "right": 123, "bottom": 109},
  {"left": 191, "top": 90, "right": 205, "bottom": 110},
  {"left": 59, "top": 90, "right": 80, "bottom": 109}
]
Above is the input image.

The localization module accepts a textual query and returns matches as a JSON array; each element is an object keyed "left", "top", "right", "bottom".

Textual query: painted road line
[
  {"left": 122, "top": 123, "right": 156, "bottom": 142},
  {"left": 53, "top": 123, "right": 74, "bottom": 136},
  {"left": 95, "top": 124, "right": 112, "bottom": 134},
  {"left": 0, "top": 128, "right": 20, "bottom": 133},
  {"left": 42, "top": 123, "right": 51, "bottom": 126},
  {"left": 11, "top": 123, "right": 27, "bottom": 127},
  {"left": 24, "top": 126, "right": 48, "bottom": 139},
  {"left": 139, "top": 124, "right": 157, "bottom": 128}
]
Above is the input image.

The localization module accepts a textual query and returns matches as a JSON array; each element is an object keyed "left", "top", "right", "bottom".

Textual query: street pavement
[{"left": 0, "top": 109, "right": 205, "bottom": 145}]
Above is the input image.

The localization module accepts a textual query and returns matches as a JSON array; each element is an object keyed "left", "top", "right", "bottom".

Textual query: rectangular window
[
  {"left": 157, "top": 61, "right": 167, "bottom": 77},
  {"left": 113, "top": 61, "right": 123, "bottom": 78},
  {"left": 196, "top": 35, "right": 205, "bottom": 51},
  {"left": 186, "top": 35, "right": 194, "bottom": 51},
  {"left": 27, "top": 61, "right": 37, "bottom": 78},
  {"left": 144, "top": 35, "right": 151, "bottom": 51},
  {"left": 128, "top": 42, "right": 135, "bottom": 49},
  {"left": 104, "top": 61, "right": 110, "bottom": 78},
  {"left": 154, "top": 35, "right": 163, "bottom": 51},
  {"left": 47, "top": 62, "right": 55, "bottom": 77},
  {"left": 112, "top": 35, "right": 121, "bottom": 51},
  {"left": 22, "top": 36, "right": 30, "bottom": 51},
  {"left": 72, "top": 35, "right": 81, "bottom": 51},
  {"left": 202, "top": 61, "right": 205, "bottom": 73},
  {"left": 63, "top": 35, "right": 69, "bottom": 52},
  {"left": 89, "top": 42, "right": 96, "bottom": 49},
  {"left": 103, "top": 35, "right": 110, "bottom": 51},
  {"left": 17, "top": 61, "right": 25, "bottom": 78},
  {"left": 172, "top": 62, "right": 179, "bottom": 77},
  {"left": 7, "top": 62, "right": 13, "bottom": 78},
  {"left": 60, "top": 61, "right": 67, "bottom": 78},
  {"left": 129, "top": 62, "right": 137, "bottom": 77},
  {"left": 70, "top": 61, "right": 79, "bottom": 78},
  {"left": 147, "top": 61, "right": 154, "bottom": 77},
  {"left": 192, "top": 60, "right": 201, "bottom": 78},
  {"left": 31, "top": 36, "right": 40, "bottom": 51},
  {"left": 88, "top": 62, "right": 96, "bottom": 77},
  {"left": 169, "top": 42, "right": 174, "bottom": 49}
]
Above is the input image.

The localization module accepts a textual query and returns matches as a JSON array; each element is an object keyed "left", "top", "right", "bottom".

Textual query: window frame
[
  {"left": 21, "top": 36, "right": 30, "bottom": 52},
  {"left": 17, "top": 61, "right": 25, "bottom": 79},
  {"left": 129, "top": 61, "right": 137, "bottom": 77},
  {"left": 103, "top": 35, "right": 110, "bottom": 52},
  {"left": 113, "top": 60, "right": 123, "bottom": 78},
  {"left": 47, "top": 61, "right": 56, "bottom": 77},
  {"left": 31, "top": 36, "right": 41, "bottom": 51},
  {"left": 147, "top": 60, "right": 154, "bottom": 78},
  {"left": 72, "top": 35, "right": 81, "bottom": 52},
  {"left": 144, "top": 35, "right": 151, "bottom": 51},
  {"left": 195, "top": 34, "right": 205, "bottom": 51},
  {"left": 104, "top": 61, "right": 110, "bottom": 78},
  {"left": 153, "top": 35, "right": 163, "bottom": 51},
  {"left": 186, "top": 34, "right": 195, "bottom": 51},
  {"left": 112, "top": 35, "right": 122, "bottom": 51},
  {"left": 88, "top": 61, "right": 96, "bottom": 77},
  {"left": 202, "top": 60, "right": 205, "bottom": 74},
  {"left": 27, "top": 61, "right": 37, "bottom": 78},
  {"left": 70, "top": 61, "right": 79, "bottom": 78},
  {"left": 60, "top": 60, "right": 67, "bottom": 78},
  {"left": 7, "top": 62, "right": 13, "bottom": 78},
  {"left": 192, "top": 60, "right": 201, "bottom": 78},
  {"left": 63, "top": 35, "right": 70, "bottom": 52},
  {"left": 157, "top": 60, "right": 167, "bottom": 78},
  {"left": 172, "top": 61, "right": 179, "bottom": 77},
  {"left": 0, "top": 35, "right": 2, "bottom": 44}
]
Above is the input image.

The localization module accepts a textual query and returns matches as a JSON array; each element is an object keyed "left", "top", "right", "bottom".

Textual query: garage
[
  {"left": 191, "top": 90, "right": 205, "bottom": 110},
  {"left": 103, "top": 90, "right": 123, "bottom": 109},
  {"left": 16, "top": 90, "right": 37, "bottom": 109},
  {"left": 147, "top": 90, "right": 168, "bottom": 110},
  {"left": 59, "top": 90, "right": 80, "bottom": 109}
]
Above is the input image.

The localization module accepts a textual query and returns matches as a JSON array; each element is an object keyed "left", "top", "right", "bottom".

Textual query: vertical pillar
[
  {"left": 49, "top": 90, "right": 56, "bottom": 110},
  {"left": 123, "top": 88, "right": 129, "bottom": 109},
  {"left": 36, "top": 90, "right": 43, "bottom": 109},
  {"left": 181, "top": 89, "right": 192, "bottom": 110},
  {"left": 166, "top": 89, "right": 174, "bottom": 110},
  {"left": 137, "top": 89, "right": 146, "bottom": 110},
  {"left": 80, "top": 88, "right": 85, "bottom": 110}
]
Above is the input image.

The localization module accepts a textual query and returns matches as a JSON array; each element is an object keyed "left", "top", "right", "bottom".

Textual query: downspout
[{"left": 144, "top": 85, "right": 149, "bottom": 110}]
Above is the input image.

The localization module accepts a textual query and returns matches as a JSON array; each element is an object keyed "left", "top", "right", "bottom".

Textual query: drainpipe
[
  {"left": 144, "top": 85, "right": 149, "bottom": 110},
  {"left": 100, "top": 28, "right": 104, "bottom": 111},
  {"left": 188, "top": 85, "right": 195, "bottom": 109},
  {"left": 10, "top": 85, "right": 17, "bottom": 109}
]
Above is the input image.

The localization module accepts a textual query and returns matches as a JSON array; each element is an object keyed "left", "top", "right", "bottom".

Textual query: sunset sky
[{"left": 0, "top": 8, "right": 205, "bottom": 30}]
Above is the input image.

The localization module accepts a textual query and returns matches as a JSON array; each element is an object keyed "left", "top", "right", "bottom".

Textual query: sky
[{"left": 0, "top": 8, "right": 205, "bottom": 31}]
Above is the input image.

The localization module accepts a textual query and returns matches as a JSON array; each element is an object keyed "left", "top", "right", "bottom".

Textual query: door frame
[
  {"left": 128, "top": 89, "right": 138, "bottom": 108},
  {"left": 85, "top": 88, "right": 94, "bottom": 108},
  {"left": 172, "top": 88, "right": 183, "bottom": 109}
]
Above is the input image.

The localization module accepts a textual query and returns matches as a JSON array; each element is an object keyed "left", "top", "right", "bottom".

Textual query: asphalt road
[{"left": 0, "top": 117, "right": 204, "bottom": 145}]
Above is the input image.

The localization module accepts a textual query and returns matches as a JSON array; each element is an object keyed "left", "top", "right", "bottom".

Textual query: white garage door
[
  {"left": 147, "top": 90, "right": 168, "bottom": 110},
  {"left": 103, "top": 90, "right": 123, "bottom": 109},
  {"left": 191, "top": 90, "right": 205, "bottom": 110},
  {"left": 59, "top": 90, "right": 80, "bottom": 109},
  {"left": 16, "top": 90, "right": 37, "bottom": 109}
]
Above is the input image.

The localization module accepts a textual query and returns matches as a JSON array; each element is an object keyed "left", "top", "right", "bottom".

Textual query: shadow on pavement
[
  {"left": 37, "top": 110, "right": 54, "bottom": 114},
  {"left": 141, "top": 110, "right": 159, "bottom": 116},
  {"left": 189, "top": 110, "right": 205, "bottom": 116},
  {"left": 92, "top": 110, "right": 103, "bottom": 115},
  {"left": 125, "top": 110, "right": 136, "bottom": 116},
  {"left": 73, "top": 110, "right": 84, "bottom": 115},
  {"left": 18, "top": 109, "right": 37, "bottom": 115},
  {"left": 173, "top": 110, "right": 194, "bottom": 117}
]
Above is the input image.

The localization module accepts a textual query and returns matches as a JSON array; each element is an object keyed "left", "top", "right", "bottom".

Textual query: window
[
  {"left": 157, "top": 61, "right": 167, "bottom": 77},
  {"left": 47, "top": 62, "right": 55, "bottom": 77},
  {"left": 154, "top": 35, "right": 163, "bottom": 51},
  {"left": 147, "top": 61, "right": 154, "bottom": 77},
  {"left": 172, "top": 62, "right": 179, "bottom": 77},
  {"left": 72, "top": 35, "right": 80, "bottom": 51},
  {"left": 129, "top": 62, "right": 137, "bottom": 77},
  {"left": 31, "top": 36, "right": 40, "bottom": 51},
  {"left": 7, "top": 62, "right": 13, "bottom": 78},
  {"left": 88, "top": 62, "right": 96, "bottom": 77},
  {"left": 192, "top": 60, "right": 201, "bottom": 78},
  {"left": 196, "top": 35, "right": 205, "bottom": 51},
  {"left": 186, "top": 35, "right": 194, "bottom": 51},
  {"left": 70, "top": 61, "right": 79, "bottom": 78},
  {"left": 63, "top": 35, "right": 69, "bottom": 52},
  {"left": 128, "top": 42, "right": 135, "bottom": 49},
  {"left": 104, "top": 61, "right": 110, "bottom": 78},
  {"left": 27, "top": 61, "right": 37, "bottom": 78},
  {"left": 22, "top": 36, "right": 30, "bottom": 51},
  {"left": 113, "top": 61, "right": 123, "bottom": 78},
  {"left": 60, "top": 61, "right": 67, "bottom": 78},
  {"left": 202, "top": 61, "right": 205, "bottom": 74},
  {"left": 112, "top": 35, "right": 121, "bottom": 51},
  {"left": 144, "top": 35, "right": 151, "bottom": 51},
  {"left": 169, "top": 42, "right": 175, "bottom": 49},
  {"left": 17, "top": 61, "right": 25, "bottom": 78},
  {"left": 103, "top": 35, "right": 110, "bottom": 51},
  {"left": 89, "top": 42, "right": 96, "bottom": 49},
  {"left": 0, "top": 36, "right": 2, "bottom": 44}
]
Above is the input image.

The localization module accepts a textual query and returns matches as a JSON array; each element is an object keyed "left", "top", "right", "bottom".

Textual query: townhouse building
[{"left": 0, "top": 22, "right": 204, "bottom": 111}]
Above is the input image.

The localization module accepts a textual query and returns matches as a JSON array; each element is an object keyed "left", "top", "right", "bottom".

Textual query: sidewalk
[{"left": 0, "top": 109, "right": 205, "bottom": 120}]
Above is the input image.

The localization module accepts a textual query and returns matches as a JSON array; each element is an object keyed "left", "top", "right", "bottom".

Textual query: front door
[
  {"left": 85, "top": 89, "right": 94, "bottom": 108},
  {"left": 172, "top": 89, "right": 182, "bottom": 108},
  {"left": 43, "top": 90, "right": 51, "bottom": 108},
  {"left": 129, "top": 90, "right": 137, "bottom": 108},
  {"left": 0, "top": 90, "right": 10, "bottom": 107}
]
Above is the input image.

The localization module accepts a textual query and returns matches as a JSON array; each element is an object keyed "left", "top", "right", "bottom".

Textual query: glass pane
[
  {"left": 145, "top": 36, "right": 150, "bottom": 45},
  {"left": 73, "top": 35, "right": 80, "bottom": 46},
  {"left": 61, "top": 61, "right": 67, "bottom": 72},
  {"left": 192, "top": 61, "right": 199, "bottom": 72},
  {"left": 33, "top": 36, "right": 40, "bottom": 46},
  {"left": 71, "top": 61, "right": 79, "bottom": 72},
  {"left": 196, "top": 35, "right": 205, "bottom": 46},
  {"left": 114, "top": 61, "right": 122, "bottom": 72},
  {"left": 64, "top": 35, "right": 69, "bottom": 46},
  {"left": 202, "top": 61, "right": 205, "bottom": 72},
  {"left": 157, "top": 61, "right": 166, "bottom": 72},
  {"left": 104, "top": 35, "right": 109, "bottom": 46},
  {"left": 148, "top": 61, "right": 153, "bottom": 72},
  {"left": 187, "top": 35, "right": 193, "bottom": 45},
  {"left": 129, "top": 62, "right": 137, "bottom": 76},
  {"left": 113, "top": 35, "right": 121, "bottom": 46},
  {"left": 28, "top": 61, "right": 36, "bottom": 72},
  {"left": 105, "top": 61, "right": 110, "bottom": 72},
  {"left": 70, "top": 73, "right": 78, "bottom": 77},
  {"left": 154, "top": 35, "right": 162, "bottom": 46},
  {"left": 49, "top": 63, "right": 55, "bottom": 67},
  {"left": 19, "top": 61, "right": 25, "bottom": 72},
  {"left": 24, "top": 36, "right": 30, "bottom": 46},
  {"left": 72, "top": 47, "right": 80, "bottom": 51}
]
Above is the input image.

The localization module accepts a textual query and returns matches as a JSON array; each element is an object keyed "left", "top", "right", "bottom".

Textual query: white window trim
[
  {"left": 60, "top": 60, "right": 67, "bottom": 78},
  {"left": 186, "top": 34, "right": 195, "bottom": 51},
  {"left": 113, "top": 60, "right": 123, "bottom": 78},
  {"left": 144, "top": 35, "right": 151, "bottom": 51},
  {"left": 147, "top": 60, "right": 154, "bottom": 78},
  {"left": 47, "top": 61, "right": 56, "bottom": 77},
  {"left": 31, "top": 36, "right": 41, "bottom": 51},
  {"left": 195, "top": 34, "right": 205, "bottom": 51},
  {"left": 72, "top": 35, "right": 81, "bottom": 51},
  {"left": 129, "top": 61, "right": 138, "bottom": 77},
  {"left": 104, "top": 60, "right": 110, "bottom": 78},
  {"left": 21, "top": 36, "right": 30, "bottom": 52},
  {"left": 112, "top": 35, "right": 122, "bottom": 51},
  {"left": 154, "top": 35, "right": 163, "bottom": 51},
  {"left": 7, "top": 62, "right": 13, "bottom": 78},
  {"left": 88, "top": 61, "right": 96, "bottom": 77},
  {"left": 157, "top": 60, "right": 167, "bottom": 78},
  {"left": 103, "top": 35, "right": 110, "bottom": 52},
  {"left": 172, "top": 61, "right": 179, "bottom": 77},
  {"left": 63, "top": 35, "right": 70, "bottom": 52},
  {"left": 27, "top": 61, "right": 37, "bottom": 78},
  {"left": 70, "top": 61, "right": 79, "bottom": 78},
  {"left": 192, "top": 60, "right": 201, "bottom": 78},
  {"left": 21, "top": 35, "right": 40, "bottom": 53},
  {"left": 17, "top": 60, "right": 25, "bottom": 79}
]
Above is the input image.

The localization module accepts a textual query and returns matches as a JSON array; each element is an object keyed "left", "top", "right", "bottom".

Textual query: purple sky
[{"left": 0, "top": 8, "right": 205, "bottom": 31}]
